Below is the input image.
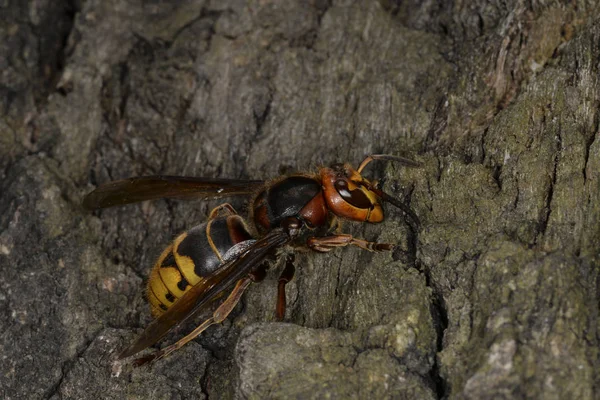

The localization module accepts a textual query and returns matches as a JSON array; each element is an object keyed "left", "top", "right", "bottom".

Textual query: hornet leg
[
  {"left": 275, "top": 254, "right": 295, "bottom": 321},
  {"left": 133, "top": 277, "right": 252, "bottom": 366},
  {"left": 208, "top": 203, "right": 238, "bottom": 219},
  {"left": 307, "top": 234, "right": 394, "bottom": 253}
]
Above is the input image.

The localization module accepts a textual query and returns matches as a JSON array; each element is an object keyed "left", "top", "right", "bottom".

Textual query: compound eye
[{"left": 334, "top": 179, "right": 372, "bottom": 209}]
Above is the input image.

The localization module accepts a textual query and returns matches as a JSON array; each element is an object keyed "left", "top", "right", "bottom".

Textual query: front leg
[{"left": 307, "top": 234, "right": 394, "bottom": 252}]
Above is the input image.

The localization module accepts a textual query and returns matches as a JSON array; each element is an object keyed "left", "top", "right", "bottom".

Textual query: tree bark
[{"left": 1, "top": 0, "right": 598, "bottom": 399}]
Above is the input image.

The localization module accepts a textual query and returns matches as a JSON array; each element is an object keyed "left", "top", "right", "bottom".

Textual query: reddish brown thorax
[
  {"left": 319, "top": 163, "right": 383, "bottom": 222},
  {"left": 251, "top": 175, "right": 329, "bottom": 235}
]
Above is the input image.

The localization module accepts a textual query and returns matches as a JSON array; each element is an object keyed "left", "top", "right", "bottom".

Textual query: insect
[{"left": 83, "top": 154, "right": 420, "bottom": 365}]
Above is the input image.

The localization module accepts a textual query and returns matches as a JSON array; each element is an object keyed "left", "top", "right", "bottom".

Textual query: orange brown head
[
  {"left": 320, "top": 154, "right": 422, "bottom": 226},
  {"left": 320, "top": 163, "right": 384, "bottom": 222}
]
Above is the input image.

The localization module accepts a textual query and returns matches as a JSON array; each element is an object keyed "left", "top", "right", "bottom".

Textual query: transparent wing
[{"left": 83, "top": 176, "right": 265, "bottom": 209}]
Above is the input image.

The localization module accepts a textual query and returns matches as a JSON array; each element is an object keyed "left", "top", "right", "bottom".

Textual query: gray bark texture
[{"left": 1, "top": 0, "right": 599, "bottom": 399}]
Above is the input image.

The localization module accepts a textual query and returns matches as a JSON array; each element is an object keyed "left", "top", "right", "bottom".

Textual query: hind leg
[{"left": 134, "top": 277, "right": 253, "bottom": 366}]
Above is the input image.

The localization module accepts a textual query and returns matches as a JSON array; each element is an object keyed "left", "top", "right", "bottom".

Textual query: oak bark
[{"left": 1, "top": 1, "right": 599, "bottom": 399}]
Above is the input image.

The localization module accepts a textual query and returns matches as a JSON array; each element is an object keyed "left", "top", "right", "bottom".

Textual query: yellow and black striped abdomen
[{"left": 147, "top": 215, "right": 254, "bottom": 316}]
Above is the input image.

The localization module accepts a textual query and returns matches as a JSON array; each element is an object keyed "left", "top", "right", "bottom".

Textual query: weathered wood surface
[{"left": 1, "top": 1, "right": 599, "bottom": 398}]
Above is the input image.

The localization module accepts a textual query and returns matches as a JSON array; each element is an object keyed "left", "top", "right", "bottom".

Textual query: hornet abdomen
[{"left": 147, "top": 215, "right": 253, "bottom": 316}]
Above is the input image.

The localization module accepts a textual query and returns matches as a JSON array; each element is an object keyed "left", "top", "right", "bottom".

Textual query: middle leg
[{"left": 275, "top": 254, "right": 296, "bottom": 321}]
